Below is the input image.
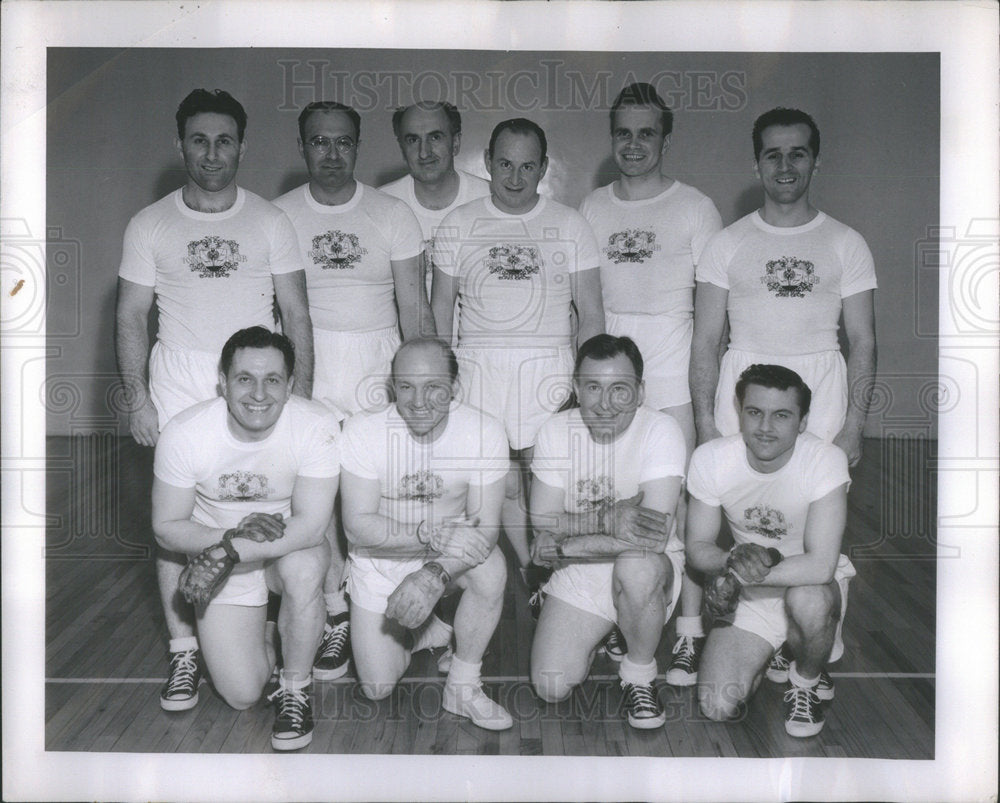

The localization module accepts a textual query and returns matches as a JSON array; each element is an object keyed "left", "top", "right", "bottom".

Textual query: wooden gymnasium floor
[{"left": 44, "top": 435, "right": 935, "bottom": 757}]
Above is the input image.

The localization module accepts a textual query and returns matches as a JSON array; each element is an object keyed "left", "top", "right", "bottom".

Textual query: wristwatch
[{"left": 422, "top": 560, "right": 451, "bottom": 586}]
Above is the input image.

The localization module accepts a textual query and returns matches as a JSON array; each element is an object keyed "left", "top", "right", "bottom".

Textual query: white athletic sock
[
  {"left": 279, "top": 669, "right": 312, "bottom": 690},
  {"left": 675, "top": 615, "right": 705, "bottom": 639},
  {"left": 788, "top": 660, "right": 819, "bottom": 688},
  {"left": 445, "top": 654, "right": 482, "bottom": 686},
  {"left": 169, "top": 636, "right": 198, "bottom": 653},
  {"left": 410, "top": 614, "right": 453, "bottom": 653},
  {"left": 324, "top": 590, "right": 349, "bottom": 618},
  {"left": 619, "top": 655, "right": 658, "bottom": 685}
]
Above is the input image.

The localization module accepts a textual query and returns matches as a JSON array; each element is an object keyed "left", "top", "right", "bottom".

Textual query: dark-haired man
[
  {"left": 580, "top": 82, "right": 723, "bottom": 685},
  {"left": 380, "top": 101, "right": 490, "bottom": 299},
  {"left": 152, "top": 327, "right": 338, "bottom": 750},
  {"left": 686, "top": 363, "right": 855, "bottom": 737},
  {"left": 529, "top": 334, "right": 685, "bottom": 730},
  {"left": 339, "top": 338, "right": 512, "bottom": 730},
  {"left": 116, "top": 89, "right": 314, "bottom": 712},
  {"left": 274, "top": 100, "right": 434, "bottom": 681},
  {"left": 691, "top": 107, "right": 877, "bottom": 467},
  {"left": 431, "top": 117, "right": 605, "bottom": 578}
]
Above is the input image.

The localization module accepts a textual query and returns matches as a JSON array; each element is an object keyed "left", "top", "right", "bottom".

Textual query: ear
[
  {"left": 483, "top": 148, "right": 492, "bottom": 175},
  {"left": 175, "top": 137, "right": 184, "bottom": 158},
  {"left": 538, "top": 157, "right": 549, "bottom": 181},
  {"left": 286, "top": 374, "right": 295, "bottom": 397},
  {"left": 753, "top": 160, "right": 760, "bottom": 179},
  {"left": 636, "top": 380, "right": 646, "bottom": 409},
  {"left": 452, "top": 131, "right": 462, "bottom": 156},
  {"left": 218, "top": 371, "right": 228, "bottom": 398},
  {"left": 661, "top": 134, "right": 671, "bottom": 154},
  {"left": 798, "top": 412, "right": 809, "bottom": 434},
  {"left": 812, "top": 157, "right": 820, "bottom": 174},
  {"left": 238, "top": 137, "right": 247, "bottom": 160},
  {"left": 297, "top": 137, "right": 306, "bottom": 160}
]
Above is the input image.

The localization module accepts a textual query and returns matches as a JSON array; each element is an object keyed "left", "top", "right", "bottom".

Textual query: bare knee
[
  {"left": 359, "top": 680, "right": 397, "bottom": 701},
  {"left": 504, "top": 469, "right": 522, "bottom": 500},
  {"left": 275, "top": 545, "right": 328, "bottom": 601},
  {"left": 463, "top": 548, "right": 507, "bottom": 600},
  {"left": 531, "top": 667, "right": 576, "bottom": 704},
  {"left": 698, "top": 685, "right": 742, "bottom": 722},
  {"left": 785, "top": 584, "right": 837, "bottom": 627},
  {"left": 613, "top": 552, "right": 671, "bottom": 602},
  {"left": 216, "top": 676, "right": 266, "bottom": 710}
]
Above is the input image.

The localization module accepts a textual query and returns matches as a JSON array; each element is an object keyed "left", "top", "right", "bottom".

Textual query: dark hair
[
  {"left": 392, "top": 101, "right": 462, "bottom": 139},
  {"left": 487, "top": 118, "right": 547, "bottom": 163},
  {"left": 609, "top": 82, "right": 673, "bottom": 137},
  {"left": 573, "top": 334, "right": 644, "bottom": 381},
  {"left": 390, "top": 337, "right": 459, "bottom": 383},
  {"left": 298, "top": 101, "right": 361, "bottom": 143},
  {"left": 752, "top": 107, "right": 820, "bottom": 161},
  {"left": 176, "top": 89, "right": 247, "bottom": 141},
  {"left": 735, "top": 364, "right": 811, "bottom": 417},
  {"left": 220, "top": 327, "right": 295, "bottom": 378}
]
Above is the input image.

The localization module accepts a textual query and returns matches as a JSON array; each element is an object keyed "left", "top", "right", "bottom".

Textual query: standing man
[
  {"left": 339, "top": 338, "right": 512, "bottom": 730},
  {"left": 529, "top": 335, "right": 686, "bottom": 729},
  {"left": 380, "top": 101, "right": 491, "bottom": 299},
  {"left": 115, "top": 89, "right": 314, "bottom": 712},
  {"left": 579, "top": 82, "right": 723, "bottom": 685},
  {"left": 431, "top": 118, "right": 605, "bottom": 578},
  {"left": 691, "top": 107, "right": 877, "bottom": 466},
  {"left": 152, "top": 327, "right": 339, "bottom": 750},
  {"left": 686, "top": 364, "right": 856, "bottom": 737},
  {"left": 273, "top": 100, "right": 433, "bottom": 682}
]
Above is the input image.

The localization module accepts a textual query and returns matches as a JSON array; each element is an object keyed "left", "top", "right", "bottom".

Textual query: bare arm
[
  {"left": 152, "top": 473, "right": 337, "bottom": 561},
  {"left": 115, "top": 277, "right": 159, "bottom": 446},
  {"left": 689, "top": 281, "right": 729, "bottom": 445},
  {"left": 834, "top": 290, "right": 877, "bottom": 466},
  {"left": 392, "top": 255, "right": 436, "bottom": 340},
  {"left": 684, "top": 495, "right": 728, "bottom": 574},
  {"left": 272, "top": 270, "right": 314, "bottom": 399},
  {"left": 570, "top": 267, "right": 606, "bottom": 348},
  {"left": 430, "top": 267, "right": 459, "bottom": 346},
  {"left": 340, "top": 468, "right": 427, "bottom": 557}
]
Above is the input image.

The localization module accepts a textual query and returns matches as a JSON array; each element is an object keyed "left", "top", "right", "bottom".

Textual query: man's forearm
[
  {"left": 115, "top": 311, "right": 152, "bottom": 403},
  {"left": 686, "top": 540, "right": 729, "bottom": 575},
  {"left": 156, "top": 513, "right": 327, "bottom": 561},
  {"left": 750, "top": 553, "right": 838, "bottom": 588},
  {"left": 283, "top": 312, "right": 314, "bottom": 398},
  {"left": 533, "top": 508, "right": 603, "bottom": 541},
  {"left": 346, "top": 513, "right": 425, "bottom": 556},
  {"left": 842, "top": 338, "right": 877, "bottom": 439},
  {"left": 689, "top": 344, "right": 721, "bottom": 436}
]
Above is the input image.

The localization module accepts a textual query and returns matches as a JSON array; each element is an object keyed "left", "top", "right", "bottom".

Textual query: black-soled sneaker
[
  {"left": 766, "top": 642, "right": 792, "bottom": 683},
  {"left": 665, "top": 635, "right": 705, "bottom": 687},
  {"left": 160, "top": 648, "right": 201, "bottom": 712},
  {"left": 268, "top": 683, "right": 314, "bottom": 751},
  {"left": 601, "top": 627, "right": 627, "bottom": 662},
  {"left": 783, "top": 683, "right": 825, "bottom": 737},
  {"left": 621, "top": 680, "right": 666, "bottom": 729},
  {"left": 313, "top": 612, "right": 350, "bottom": 680},
  {"left": 814, "top": 670, "right": 835, "bottom": 701}
]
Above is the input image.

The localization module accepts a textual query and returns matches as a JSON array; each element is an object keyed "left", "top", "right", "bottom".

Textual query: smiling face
[
  {"left": 754, "top": 123, "right": 819, "bottom": 207},
  {"left": 575, "top": 353, "right": 645, "bottom": 441},
  {"left": 397, "top": 105, "right": 459, "bottom": 186},
  {"left": 485, "top": 129, "right": 547, "bottom": 213},
  {"left": 738, "top": 384, "right": 808, "bottom": 472},
  {"left": 298, "top": 109, "right": 359, "bottom": 195},
  {"left": 611, "top": 104, "right": 668, "bottom": 179},
  {"left": 176, "top": 112, "right": 245, "bottom": 194},
  {"left": 219, "top": 346, "right": 294, "bottom": 442},
  {"left": 391, "top": 342, "right": 456, "bottom": 441}
]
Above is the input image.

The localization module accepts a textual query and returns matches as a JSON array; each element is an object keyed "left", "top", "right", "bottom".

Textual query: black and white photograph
[{"left": 2, "top": 1, "right": 997, "bottom": 801}]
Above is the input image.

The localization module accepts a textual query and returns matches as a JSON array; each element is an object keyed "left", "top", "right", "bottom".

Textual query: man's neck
[
  {"left": 309, "top": 178, "right": 357, "bottom": 207},
  {"left": 182, "top": 182, "right": 238, "bottom": 213},
  {"left": 614, "top": 172, "right": 674, "bottom": 202},
  {"left": 759, "top": 197, "right": 819, "bottom": 228},
  {"left": 412, "top": 170, "right": 460, "bottom": 211}
]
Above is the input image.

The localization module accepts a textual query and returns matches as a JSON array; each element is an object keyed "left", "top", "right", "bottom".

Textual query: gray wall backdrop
[{"left": 45, "top": 48, "right": 939, "bottom": 437}]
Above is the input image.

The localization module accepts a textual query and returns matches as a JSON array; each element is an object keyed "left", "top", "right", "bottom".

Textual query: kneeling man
[
  {"left": 152, "top": 327, "right": 339, "bottom": 751},
  {"left": 339, "top": 338, "right": 512, "bottom": 730},
  {"left": 686, "top": 364, "right": 855, "bottom": 737},
  {"left": 529, "top": 334, "right": 686, "bottom": 729}
]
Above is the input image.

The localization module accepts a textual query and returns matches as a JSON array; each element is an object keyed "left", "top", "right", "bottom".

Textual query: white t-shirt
[
  {"left": 272, "top": 183, "right": 423, "bottom": 333},
  {"left": 153, "top": 396, "right": 341, "bottom": 573},
  {"left": 432, "top": 196, "right": 601, "bottom": 347},
  {"left": 118, "top": 188, "right": 304, "bottom": 354},
  {"left": 696, "top": 210, "right": 877, "bottom": 355},
  {"left": 379, "top": 170, "right": 491, "bottom": 244},
  {"left": 531, "top": 406, "right": 687, "bottom": 552},
  {"left": 340, "top": 402, "right": 509, "bottom": 532},
  {"left": 579, "top": 181, "right": 722, "bottom": 316},
  {"left": 686, "top": 432, "right": 850, "bottom": 557}
]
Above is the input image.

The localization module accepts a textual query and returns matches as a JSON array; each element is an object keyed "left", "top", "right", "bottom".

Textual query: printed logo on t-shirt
[
  {"left": 742, "top": 504, "right": 787, "bottom": 539},
  {"left": 575, "top": 476, "right": 616, "bottom": 510},
  {"left": 310, "top": 230, "right": 368, "bottom": 270},
  {"left": 605, "top": 229, "right": 659, "bottom": 264},
  {"left": 486, "top": 243, "right": 541, "bottom": 280},
  {"left": 399, "top": 470, "right": 444, "bottom": 502},
  {"left": 217, "top": 471, "right": 271, "bottom": 501},
  {"left": 186, "top": 236, "right": 247, "bottom": 278},
  {"left": 761, "top": 256, "right": 819, "bottom": 297}
]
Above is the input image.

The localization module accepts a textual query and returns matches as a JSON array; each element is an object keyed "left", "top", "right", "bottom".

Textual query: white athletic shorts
[
  {"left": 206, "top": 562, "right": 268, "bottom": 607},
  {"left": 726, "top": 553, "right": 856, "bottom": 662},
  {"left": 314, "top": 326, "right": 400, "bottom": 422},
  {"left": 456, "top": 344, "right": 573, "bottom": 450},
  {"left": 543, "top": 547, "right": 684, "bottom": 625},
  {"left": 346, "top": 554, "right": 426, "bottom": 615},
  {"left": 149, "top": 342, "right": 220, "bottom": 429},
  {"left": 715, "top": 348, "right": 847, "bottom": 442},
  {"left": 606, "top": 311, "right": 691, "bottom": 409}
]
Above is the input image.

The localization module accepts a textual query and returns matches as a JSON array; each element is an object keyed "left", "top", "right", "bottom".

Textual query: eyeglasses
[{"left": 306, "top": 135, "right": 356, "bottom": 154}]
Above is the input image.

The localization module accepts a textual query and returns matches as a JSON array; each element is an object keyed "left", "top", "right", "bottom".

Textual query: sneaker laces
[
  {"left": 318, "top": 621, "right": 348, "bottom": 660},
  {"left": 783, "top": 685, "right": 820, "bottom": 719},
  {"left": 670, "top": 636, "right": 696, "bottom": 669},
  {"left": 268, "top": 685, "right": 310, "bottom": 729},
  {"left": 622, "top": 681, "right": 659, "bottom": 715},
  {"left": 770, "top": 645, "right": 791, "bottom": 671},
  {"left": 164, "top": 650, "right": 198, "bottom": 696}
]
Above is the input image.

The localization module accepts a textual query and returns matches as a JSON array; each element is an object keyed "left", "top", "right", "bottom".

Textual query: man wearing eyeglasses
[{"left": 273, "top": 100, "right": 433, "bottom": 683}]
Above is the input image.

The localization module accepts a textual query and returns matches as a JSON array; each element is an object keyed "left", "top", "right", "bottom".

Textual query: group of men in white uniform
[{"left": 116, "top": 81, "right": 876, "bottom": 749}]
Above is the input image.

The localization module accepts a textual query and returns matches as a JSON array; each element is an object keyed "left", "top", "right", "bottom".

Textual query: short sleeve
[
  {"left": 690, "top": 195, "right": 724, "bottom": 265},
  {"left": 340, "top": 413, "right": 379, "bottom": 480},
  {"left": 268, "top": 211, "right": 307, "bottom": 276},
  {"left": 529, "top": 415, "right": 567, "bottom": 490},
  {"left": 803, "top": 442, "right": 851, "bottom": 502},
  {"left": 117, "top": 214, "right": 157, "bottom": 286},
  {"left": 153, "top": 418, "right": 197, "bottom": 488},
  {"left": 567, "top": 212, "right": 601, "bottom": 274},
  {"left": 297, "top": 411, "right": 342, "bottom": 478},
  {"left": 469, "top": 414, "right": 511, "bottom": 486},
  {"left": 638, "top": 413, "right": 687, "bottom": 484},
  {"left": 694, "top": 228, "right": 731, "bottom": 289},
  {"left": 431, "top": 209, "right": 463, "bottom": 277},
  {"left": 389, "top": 200, "right": 425, "bottom": 262},
  {"left": 839, "top": 227, "right": 878, "bottom": 297},
  {"left": 685, "top": 443, "right": 721, "bottom": 506}
]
